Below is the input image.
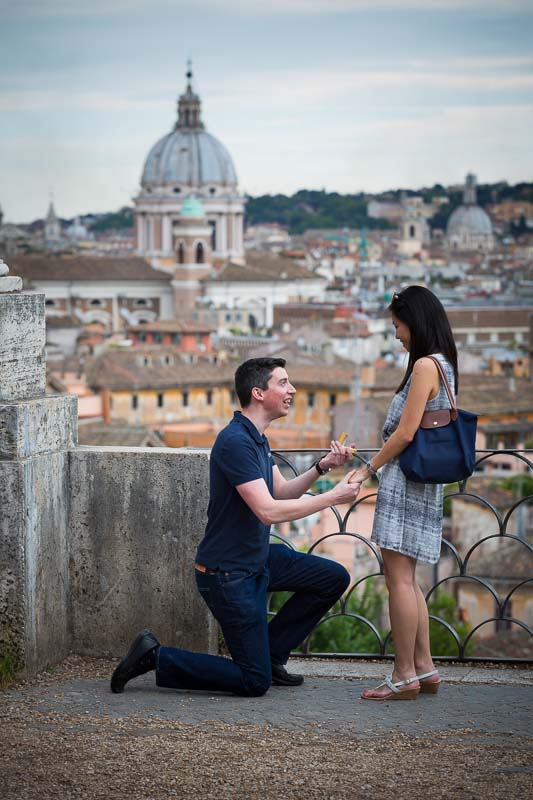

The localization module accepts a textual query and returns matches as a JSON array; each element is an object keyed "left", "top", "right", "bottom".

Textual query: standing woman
[{"left": 352, "top": 286, "right": 458, "bottom": 700}]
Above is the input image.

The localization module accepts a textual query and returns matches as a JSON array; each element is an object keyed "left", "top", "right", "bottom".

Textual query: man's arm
[
  {"left": 272, "top": 439, "right": 356, "bottom": 500},
  {"left": 236, "top": 471, "right": 361, "bottom": 525}
]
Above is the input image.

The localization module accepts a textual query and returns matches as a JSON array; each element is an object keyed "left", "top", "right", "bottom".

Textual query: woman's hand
[
  {"left": 319, "top": 439, "right": 357, "bottom": 471},
  {"left": 349, "top": 466, "right": 371, "bottom": 484}
]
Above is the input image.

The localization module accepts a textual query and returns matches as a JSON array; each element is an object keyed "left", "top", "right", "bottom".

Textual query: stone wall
[
  {"left": 68, "top": 446, "right": 216, "bottom": 657},
  {"left": 0, "top": 275, "right": 217, "bottom": 676}
]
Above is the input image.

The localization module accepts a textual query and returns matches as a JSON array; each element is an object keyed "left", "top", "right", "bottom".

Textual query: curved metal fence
[{"left": 269, "top": 448, "right": 533, "bottom": 664}]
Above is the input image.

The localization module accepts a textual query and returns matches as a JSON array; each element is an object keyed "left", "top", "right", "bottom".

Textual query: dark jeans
[{"left": 156, "top": 543, "right": 350, "bottom": 696}]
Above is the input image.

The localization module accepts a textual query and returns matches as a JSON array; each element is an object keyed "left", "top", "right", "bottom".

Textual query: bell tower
[{"left": 171, "top": 197, "right": 212, "bottom": 318}]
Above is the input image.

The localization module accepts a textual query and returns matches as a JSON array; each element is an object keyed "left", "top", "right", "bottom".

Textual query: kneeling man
[{"left": 111, "top": 357, "right": 360, "bottom": 697}]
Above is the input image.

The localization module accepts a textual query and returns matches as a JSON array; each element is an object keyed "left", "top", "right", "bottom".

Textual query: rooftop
[
  {"left": 9, "top": 255, "right": 170, "bottom": 282},
  {"left": 210, "top": 252, "right": 321, "bottom": 283}
]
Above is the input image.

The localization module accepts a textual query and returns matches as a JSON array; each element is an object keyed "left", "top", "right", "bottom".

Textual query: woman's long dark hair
[{"left": 389, "top": 286, "right": 458, "bottom": 394}]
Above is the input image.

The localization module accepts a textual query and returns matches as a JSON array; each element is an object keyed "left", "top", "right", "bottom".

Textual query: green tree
[
  {"left": 270, "top": 577, "right": 386, "bottom": 655},
  {"left": 428, "top": 591, "right": 473, "bottom": 657}
]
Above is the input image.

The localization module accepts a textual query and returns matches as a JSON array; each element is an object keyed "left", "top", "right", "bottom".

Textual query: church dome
[
  {"left": 446, "top": 173, "right": 494, "bottom": 251},
  {"left": 447, "top": 204, "right": 493, "bottom": 237},
  {"left": 141, "top": 67, "right": 237, "bottom": 190}
]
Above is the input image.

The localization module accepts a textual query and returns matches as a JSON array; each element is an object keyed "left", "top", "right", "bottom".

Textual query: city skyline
[{"left": 2, "top": 0, "right": 533, "bottom": 223}]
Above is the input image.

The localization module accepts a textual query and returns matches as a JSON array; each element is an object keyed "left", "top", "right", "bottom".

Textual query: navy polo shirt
[{"left": 195, "top": 411, "right": 274, "bottom": 572}]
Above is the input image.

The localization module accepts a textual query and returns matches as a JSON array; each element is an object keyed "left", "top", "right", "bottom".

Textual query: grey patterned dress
[{"left": 371, "top": 354, "right": 455, "bottom": 564}]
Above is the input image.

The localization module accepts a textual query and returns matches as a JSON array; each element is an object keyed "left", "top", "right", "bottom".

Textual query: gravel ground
[{"left": 1, "top": 656, "right": 532, "bottom": 800}]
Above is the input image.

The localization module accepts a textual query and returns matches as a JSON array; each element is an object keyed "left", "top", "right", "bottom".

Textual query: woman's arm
[{"left": 351, "top": 358, "right": 440, "bottom": 482}]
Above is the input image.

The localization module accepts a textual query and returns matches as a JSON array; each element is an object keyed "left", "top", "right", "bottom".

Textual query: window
[
  {"left": 157, "top": 393, "right": 164, "bottom": 408},
  {"left": 196, "top": 242, "right": 204, "bottom": 264},
  {"left": 209, "top": 187, "right": 216, "bottom": 195},
  {"left": 153, "top": 332, "right": 163, "bottom": 344},
  {"left": 90, "top": 299, "right": 103, "bottom": 307},
  {"left": 307, "top": 392, "right": 315, "bottom": 409},
  {"left": 409, "top": 224, "right": 415, "bottom": 238},
  {"left": 178, "top": 242, "right": 185, "bottom": 264},
  {"left": 182, "top": 391, "right": 189, "bottom": 407},
  {"left": 132, "top": 394, "right": 138, "bottom": 410},
  {"left": 142, "top": 356, "right": 150, "bottom": 366},
  {"left": 173, "top": 187, "right": 181, "bottom": 194},
  {"left": 172, "top": 333, "right": 181, "bottom": 345},
  {"left": 135, "top": 299, "right": 147, "bottom": 307},
  {"left": 45, "top": 299, "right": 56, "bottom": 307},
  {"left": 206, "top": 390, "right": 213, "bottom": 405},
  {"left": 329, "top": 393, "right": 337, "bottom": 407},
  {"left": 164, "top": 355, "right": 173, "bottom": 366},
  {"left": 137, "top": 332, "right": 146, "bottom": 343}
]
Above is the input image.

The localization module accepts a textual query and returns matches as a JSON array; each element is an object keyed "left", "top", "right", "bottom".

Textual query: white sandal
[
  {"left": 416, "top": 669, "right": 441, "bottom": 694},
  {"left": 361, "top": 674, "right": 420, "bottom": 701}
]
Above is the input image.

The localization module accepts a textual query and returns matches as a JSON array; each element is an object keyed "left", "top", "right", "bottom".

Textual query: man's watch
[{"left": 314, "top": 458, "right": 330, "bottom": 476}]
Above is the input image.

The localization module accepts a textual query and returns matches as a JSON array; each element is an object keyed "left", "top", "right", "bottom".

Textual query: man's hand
[
  {"left": 320, "top": 439, "right": 357, "bottom": 471},
  {"left": 329, "top": 469, "right": 362, "bottom": 506}
]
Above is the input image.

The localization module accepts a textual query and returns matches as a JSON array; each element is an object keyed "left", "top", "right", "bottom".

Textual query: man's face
[{"left": 261, "top": 367, "right": 296, "bottom": 419}]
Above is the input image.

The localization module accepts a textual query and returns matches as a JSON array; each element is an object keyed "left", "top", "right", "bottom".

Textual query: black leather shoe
[
  {"left": 110, "top": 629, "right": 160, "bottom": 694},
  {"left": 271, "top": 661, "right": 304, "bottom": 687}
]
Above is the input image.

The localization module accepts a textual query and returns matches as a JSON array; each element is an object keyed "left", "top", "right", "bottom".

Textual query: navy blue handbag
[{"left": 399, "top": 356, "right": 478, "bottom": 484}]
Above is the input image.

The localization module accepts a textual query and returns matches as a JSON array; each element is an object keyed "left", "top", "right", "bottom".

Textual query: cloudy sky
[{"left": 2, "top": 0, "right": 533, "bottom": 222}]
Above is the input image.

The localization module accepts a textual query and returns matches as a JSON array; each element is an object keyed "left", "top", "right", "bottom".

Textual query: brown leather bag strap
[{"left": 427, "top": 355, "right": 457, "bottom": 417}]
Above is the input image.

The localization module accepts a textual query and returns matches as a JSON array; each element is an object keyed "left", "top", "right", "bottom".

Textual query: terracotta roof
[
  {"left": 447, "top": 307, "right": 533, "bottom": 329},
  {"left": 9, "top": 255, "right": 170, "bottom": 282},
  {"left": 242, "top": 340, "right": 356, "bottom": 381},
  {"left": 208, "top": 253, "right": 320, "bottom": 283},
  {"left": 127, "top": 320, "right": 215, "bottom": 334},
  {"left": 86, "top": 346, "right": 232, "bottom": 390},
  {"left": 284, "top": 364, "right": 355, "bottom": 390},
  {"left": 458, "top": 375, "right": 533, "bottom": 416}
]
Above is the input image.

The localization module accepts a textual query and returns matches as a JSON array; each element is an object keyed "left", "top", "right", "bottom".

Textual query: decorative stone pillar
[{"left": 0, "top": 260, "right": 77, "bottom": 674}]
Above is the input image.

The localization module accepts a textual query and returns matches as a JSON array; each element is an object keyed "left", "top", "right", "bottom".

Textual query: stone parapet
[
  {"left": 0, "top": 453, "right": 70, "bottom": 673},
  {"left": 68, "top": 447, "right": 217, "bottom": 658},
  {"left": 0, "top": 293, "right": 46, "bottom": 402},
  {"left": 0, "top": 395, "right": 78, "bottom": 460}
]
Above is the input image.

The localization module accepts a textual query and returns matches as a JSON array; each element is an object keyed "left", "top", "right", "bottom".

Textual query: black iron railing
[{"left": 269, "top": 448, "right": 533, "bottom": 664}]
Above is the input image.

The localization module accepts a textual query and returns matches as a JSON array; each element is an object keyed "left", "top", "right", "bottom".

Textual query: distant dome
[
  {"left": 447, "top": 205, "right": 493, "bottom": 237},
  {"left": 141, "top": 67, "right": 237, "bottom": 190},
  {"left": 141, "top": 130, "right": 237, "bottom": 188},
  {"left": 446, "top": 173, "right": 494, "bottom": 251},
  {"left": 181, "top": 197, "right": 206, "bottom": 218}
]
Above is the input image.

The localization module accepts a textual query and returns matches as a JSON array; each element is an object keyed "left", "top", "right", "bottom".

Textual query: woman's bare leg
[
  {"left": 413, "top": 581, "right": 436, "bottom": 674},
  {"left": 362, "top": 549, "right": 420, "bottom": 699}
]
